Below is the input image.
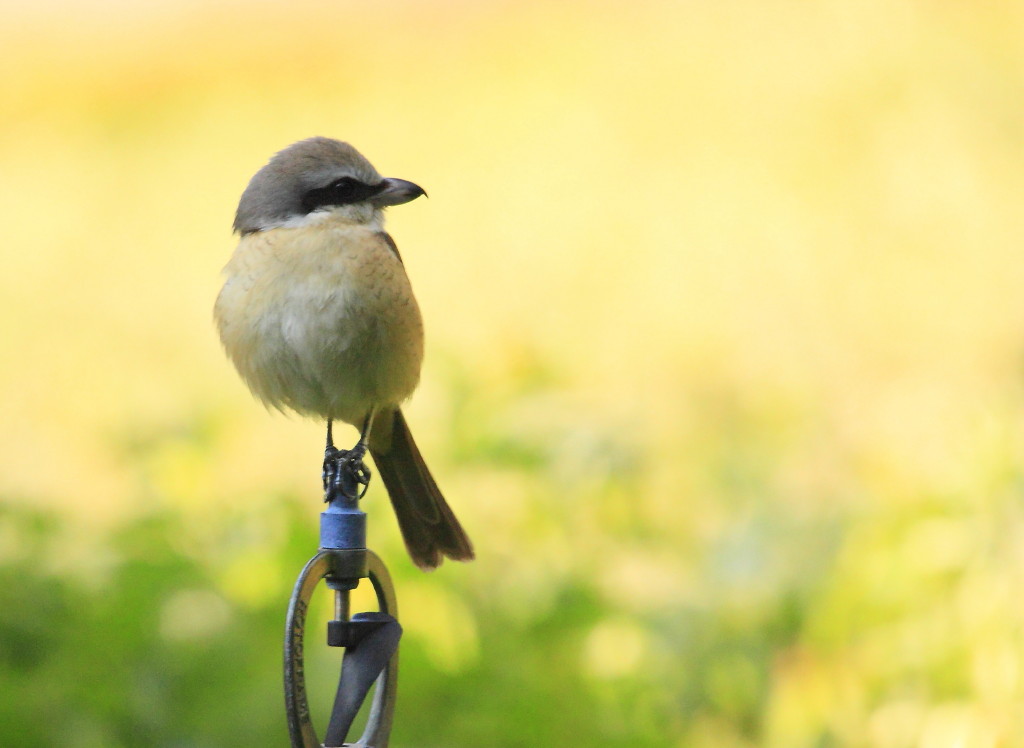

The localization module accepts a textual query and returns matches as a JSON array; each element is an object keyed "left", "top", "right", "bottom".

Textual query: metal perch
[{"left": 283, "top": 454, "right": 401, "bottom": 747}]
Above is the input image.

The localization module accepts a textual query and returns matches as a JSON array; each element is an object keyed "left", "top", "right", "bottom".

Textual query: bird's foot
[{"left": 323, "top": 444, "right": 372, "bottom": 502}]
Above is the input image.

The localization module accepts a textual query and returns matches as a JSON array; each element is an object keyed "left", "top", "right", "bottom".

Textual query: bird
[{"left": 214, "top": 137, "right": 474, "bottom": 570}]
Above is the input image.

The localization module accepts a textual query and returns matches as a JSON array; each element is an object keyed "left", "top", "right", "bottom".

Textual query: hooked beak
[{"left": 369, "top": 177, "right": 427, "bottom": 207}]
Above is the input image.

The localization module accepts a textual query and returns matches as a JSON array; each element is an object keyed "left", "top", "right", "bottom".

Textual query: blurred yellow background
[{"left": 2, "top": 0, "right": 1023, "bottom": 746}]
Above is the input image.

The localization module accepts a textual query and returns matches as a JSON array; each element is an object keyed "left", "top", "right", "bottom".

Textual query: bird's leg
[
  {"left": 337, "top": 411, "right": 374, "bottom": 495},
  {"left": 348, "top": 411, "right": 374, "bottom": 463},
  {"left": 322, "top": 418, "right": 340, "bottom": 492},
  {"left": 322, "top": 413, "right": 375, "bottom": 502}
]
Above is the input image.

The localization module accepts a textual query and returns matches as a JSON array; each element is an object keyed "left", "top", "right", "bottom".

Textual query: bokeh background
[{"left": 2, "top": 0, "right": 1024, "bottom": 745}]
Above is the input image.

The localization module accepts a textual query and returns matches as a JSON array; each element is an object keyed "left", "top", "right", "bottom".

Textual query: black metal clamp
[{"left": 284, "top": 456, "right": 402, "bottom": 747}]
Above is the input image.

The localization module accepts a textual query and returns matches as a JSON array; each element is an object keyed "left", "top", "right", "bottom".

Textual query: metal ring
[{"left": 284, "top": 550, "right": 399, "bottom": 747}]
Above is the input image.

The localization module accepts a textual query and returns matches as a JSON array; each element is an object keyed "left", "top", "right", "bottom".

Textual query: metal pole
[{"left": 283, "top": 448, "right": 401, "bottom": 747}]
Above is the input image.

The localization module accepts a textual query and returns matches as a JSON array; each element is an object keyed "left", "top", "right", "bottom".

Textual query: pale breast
[{"left": 214, "top": 221, "right": 424, "bottom": 424}]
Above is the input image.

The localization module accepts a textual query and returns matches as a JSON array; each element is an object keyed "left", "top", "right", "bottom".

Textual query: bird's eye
[
  {"left": 330, "top": 177, "right": 359, "bottom": 197},
  {"left": 301, "top": 177, "right": 382, "bottom": 214}
]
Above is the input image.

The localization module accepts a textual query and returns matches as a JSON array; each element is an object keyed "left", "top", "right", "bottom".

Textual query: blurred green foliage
[
  {"left": 4, "top": 374, "right": 1022, "bottom": 746},
  {"left": 0, "top": 504, "right": 288, "bottom": 746}
]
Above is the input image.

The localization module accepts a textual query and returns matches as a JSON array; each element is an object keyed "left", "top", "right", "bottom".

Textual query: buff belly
[{"left": 214, "top": 220, "right": 424, "bottom": 425}]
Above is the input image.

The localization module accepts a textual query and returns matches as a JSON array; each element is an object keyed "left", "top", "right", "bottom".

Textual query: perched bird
[{"left": 214, "top": 137, "right": 474, "bottom": 569}]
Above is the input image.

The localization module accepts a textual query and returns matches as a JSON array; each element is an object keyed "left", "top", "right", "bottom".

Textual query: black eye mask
[{"left": 300, "top": 177, "right": 386, "bottom": 214}]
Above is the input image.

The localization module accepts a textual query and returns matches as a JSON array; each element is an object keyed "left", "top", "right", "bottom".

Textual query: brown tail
[{"left": 369, "top": 409, "right": 474, "bottom": 570}]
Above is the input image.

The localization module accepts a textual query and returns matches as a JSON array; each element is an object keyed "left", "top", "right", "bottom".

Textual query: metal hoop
[{"left": 284, "top": 549, "right": 399, "bottom": 747}]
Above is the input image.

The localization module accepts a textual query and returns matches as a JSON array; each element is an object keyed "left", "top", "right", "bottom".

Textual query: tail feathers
[{"left": 370, "top": 410, "right": 474, "bottom": 570}]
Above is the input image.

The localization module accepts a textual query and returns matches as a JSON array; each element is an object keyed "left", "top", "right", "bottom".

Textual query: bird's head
[{"left": 233, "top": 137, "right": 426, "bottom": 235}]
